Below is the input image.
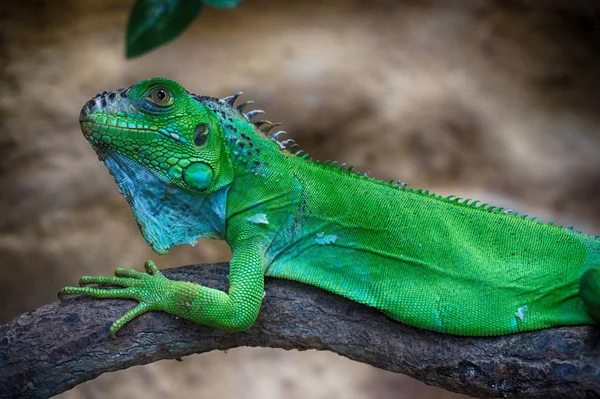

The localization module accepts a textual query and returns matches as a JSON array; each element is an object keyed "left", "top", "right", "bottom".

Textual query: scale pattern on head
[
  {"left": 78, "top": 77, "right": 318, "bottom": 253},
  {"left": 78, "top": 78, "right": 251, "bottom": 253},
  {"left": 80, "top": 77, "right": 234, "bottom": 193}
]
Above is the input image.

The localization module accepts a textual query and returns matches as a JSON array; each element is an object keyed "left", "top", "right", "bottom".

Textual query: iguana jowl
[{"left": 60, "top": 77, "right": 600, "bottom": 336}]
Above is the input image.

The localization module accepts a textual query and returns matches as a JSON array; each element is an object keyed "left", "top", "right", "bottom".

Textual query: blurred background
[{"left": 1, "top": 0, "right": 600, "bottom": 398}]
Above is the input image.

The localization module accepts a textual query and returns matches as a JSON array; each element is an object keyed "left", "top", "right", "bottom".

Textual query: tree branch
[{"left": 1, "top": 263, "right": 599, "bottom": 399}]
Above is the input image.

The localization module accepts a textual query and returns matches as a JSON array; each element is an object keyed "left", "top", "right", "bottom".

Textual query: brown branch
[{"left": 1, "top": 263, "right": 599, "bottom": 399}]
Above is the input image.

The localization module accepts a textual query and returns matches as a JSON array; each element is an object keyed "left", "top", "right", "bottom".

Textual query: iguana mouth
[{"left": 80, "top": 119, "right": 186, "bottom": 144}]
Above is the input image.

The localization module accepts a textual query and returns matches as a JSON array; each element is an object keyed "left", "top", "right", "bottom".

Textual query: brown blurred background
[{"left": 1, "top": 1, "right": 600, "bottom": 398}]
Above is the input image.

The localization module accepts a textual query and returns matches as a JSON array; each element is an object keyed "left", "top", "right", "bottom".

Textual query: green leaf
[
  {"left": 202, "top": 0, "right": 243, "bottom": 7},
  {"left": 126, "top": 0, "right": 203, "bottom": 58}
]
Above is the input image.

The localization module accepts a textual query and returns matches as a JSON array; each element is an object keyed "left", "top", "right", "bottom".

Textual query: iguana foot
[{"left": 59, "top": 260, "right": 176, "bottom": 335}]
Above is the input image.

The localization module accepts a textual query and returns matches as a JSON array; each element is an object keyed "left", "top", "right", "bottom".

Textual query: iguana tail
[{"left": 581, "top": 267, "right": 600, "bottom": 322}]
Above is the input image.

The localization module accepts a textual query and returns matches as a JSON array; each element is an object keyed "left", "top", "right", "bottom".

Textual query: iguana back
[{"left": 262, "top": 159, "right": 600, "bottom": 335}]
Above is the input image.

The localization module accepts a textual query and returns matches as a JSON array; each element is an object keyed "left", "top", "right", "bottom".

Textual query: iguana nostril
[{"left": 79, "top": 107, "right": 88, "bottom": 123}]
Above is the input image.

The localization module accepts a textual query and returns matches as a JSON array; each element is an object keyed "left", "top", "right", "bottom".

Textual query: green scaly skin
[{"left": 60, "top": 78, "right": 600, "bottom": 336}]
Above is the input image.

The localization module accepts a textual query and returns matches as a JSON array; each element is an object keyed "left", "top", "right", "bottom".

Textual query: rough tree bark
[{"left": 1, "top": 263, "right": 599, "bottom": 399}]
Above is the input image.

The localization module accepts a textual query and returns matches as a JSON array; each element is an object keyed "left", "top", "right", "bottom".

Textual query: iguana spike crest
[
  {"left": 245, "top": 110, "right": 265, "bottom": 120},
  {"left": 220, "top": 92, "right": 243, "bottom": 106},
  {"left": 236, "top": 101, "right": 254, "bottom": 113}
]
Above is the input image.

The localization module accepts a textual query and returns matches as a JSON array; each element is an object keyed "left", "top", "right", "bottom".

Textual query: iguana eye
[
  {"left": 148, "top": 87, "right": 171, "bottom": 105},
  {"left": 194, "top": 124, "right": 209, "bottom": 146}
]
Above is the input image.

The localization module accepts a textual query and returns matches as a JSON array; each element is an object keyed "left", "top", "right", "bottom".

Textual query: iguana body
[{"left": 61, "top": 78, "right": 600, "bottom": 336}]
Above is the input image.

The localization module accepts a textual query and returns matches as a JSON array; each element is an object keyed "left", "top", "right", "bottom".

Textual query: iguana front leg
[{"left": 59, "top": 244, "right": 265, "bottom": 335}]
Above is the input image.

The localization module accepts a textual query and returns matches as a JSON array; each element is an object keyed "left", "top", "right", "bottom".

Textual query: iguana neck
[
  {"left": 103, "top": 151, "right": 228, "bottom": 254},
  {"left": 202, "top": 99, "right": 288, "bottom": 176}
]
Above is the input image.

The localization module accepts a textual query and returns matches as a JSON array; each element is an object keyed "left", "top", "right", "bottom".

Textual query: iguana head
[
  {"left": 80, "top": 77, "right": 235, "bottom": 194},
  {"left": 79, "top": 77, "right": 240, "bottom": 253}
]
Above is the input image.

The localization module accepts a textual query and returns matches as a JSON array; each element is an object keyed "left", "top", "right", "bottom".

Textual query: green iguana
[{"left": 60, "top": 77, "right": 600, "bottom": 336}]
